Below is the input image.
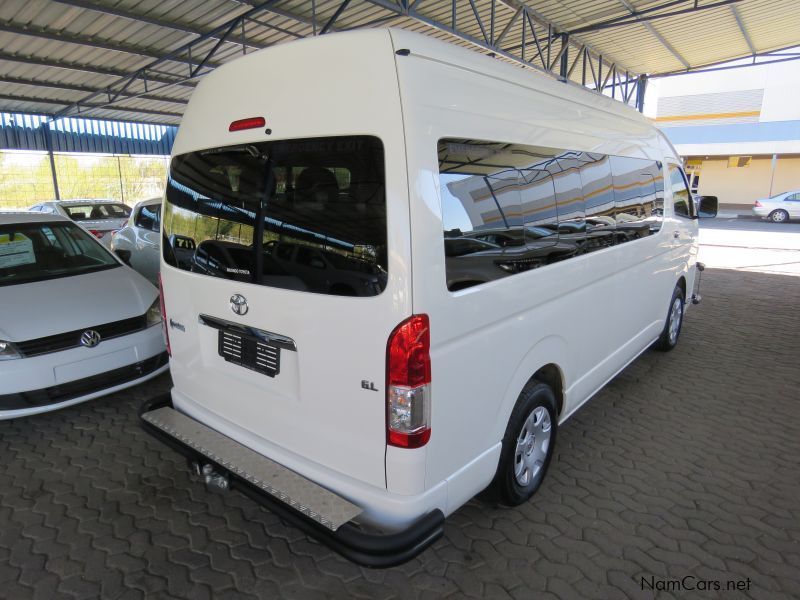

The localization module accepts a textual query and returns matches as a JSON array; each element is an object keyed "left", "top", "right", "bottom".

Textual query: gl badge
[
  {"left": 230, "top": 294, "right": 248, "bottom": 316},
  {"left": 80, "top": 330, "right": 101, "bottom": 348}
]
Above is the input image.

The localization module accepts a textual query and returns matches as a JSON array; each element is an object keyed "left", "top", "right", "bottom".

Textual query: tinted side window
[
  {"left": 610, "top": 157, "right": 664, "bottom": 242},
  {"left": 580, "top": 154, "right": 616, "bottom": 252},
  {"left": 439, "top": 139, "right": 524, "bottom": 291},
  {"left": 544, "top": 153, "right": 585, "bottom": 262},
  {"left": 135, "top": 204, "right": 161, "bottom": 232},
  {"left": 669, "top": 164, "right": 693, "bottom": 218}
]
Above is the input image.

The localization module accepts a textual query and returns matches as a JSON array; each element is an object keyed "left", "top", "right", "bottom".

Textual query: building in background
[{"left": 653, "top": 59, "right": 800, "bottom": 211}]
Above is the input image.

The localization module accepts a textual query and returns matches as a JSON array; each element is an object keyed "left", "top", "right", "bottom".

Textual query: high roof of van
[{"left": 172, "top": 28, "right": 678, "bottom": 162}]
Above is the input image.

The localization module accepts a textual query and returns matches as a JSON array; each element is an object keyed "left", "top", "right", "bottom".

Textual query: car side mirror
[
  {"left": 115, "top": 249, "right": 132, "bottom": 265},
  {"left": 696, "top": 195, "right": 718, "bottom": 219}
]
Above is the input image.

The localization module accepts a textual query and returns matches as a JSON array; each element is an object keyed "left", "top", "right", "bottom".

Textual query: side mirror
[
  {"left": 695, "top": 195, "right": 718, "bottom": 219},
  {"left": 115, "top": 249, "right": 132, "bottom": 265}
]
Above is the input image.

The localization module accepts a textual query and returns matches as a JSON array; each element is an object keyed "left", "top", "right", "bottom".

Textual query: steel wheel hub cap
[{"left": 514, "top": 406, "right": 552, "bottom": 486}]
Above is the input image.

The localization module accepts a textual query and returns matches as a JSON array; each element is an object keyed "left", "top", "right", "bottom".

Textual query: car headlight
[
  {"left": 146, "top": 297, "right": 162, "bottom": 327},
  {"left": 0, "top": 340, "right": 21, "bottom": 361}
]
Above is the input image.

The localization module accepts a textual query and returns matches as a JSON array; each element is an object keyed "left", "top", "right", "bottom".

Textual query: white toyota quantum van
[{"left": 140, "top": 28, "right": 717, "bottom": 567}]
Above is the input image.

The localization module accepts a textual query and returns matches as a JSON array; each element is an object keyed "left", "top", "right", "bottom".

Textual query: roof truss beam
[
  {"left": 616, "top": 0, "right": 691, "bottom": 69},
  {"left": 0, "top": 76, "right": 188, "bottom": 106},
  {"left": 360, "top": 0, "right": 642, "bottom": 106},
  {"left": 730, "top": 5, "right": 757, "bottom": 57},
  {"left": 0, "top": 21, "right": 223, "bottom": 69},
  {"left": 50, "top": 0, "right": 269, "bottom": 51},
  {"left": 0, "top": 93, "right": 182, "bottom": 119},
  {"left": 51, "top": 0, "right": 284, "bottom": 119},
  {"left": 569, "top": 0, "right": 745, "bottom": 35},
  {"left": 0, "top": 51, "right": 195, "bottom": 89},
  {"left": 654, "top": 43, "right": 800, "bottom": 77}
]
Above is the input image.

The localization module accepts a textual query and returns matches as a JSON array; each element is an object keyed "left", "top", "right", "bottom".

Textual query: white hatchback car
[
  {"left": 29, "top": 199, "right": 132, "bottom": 247},
  {"left": 0, "top": 212, "right": 169, "bottom": 419},
  {"left": 110, "top": 197, "right": 162, "bottom": 284},
  {"left": 752, "top": 190, "right": 800, "bottom": 222}
]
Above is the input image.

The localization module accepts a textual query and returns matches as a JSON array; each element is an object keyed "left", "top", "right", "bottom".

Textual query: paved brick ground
[{"left": 1, "top": 268, "right": 798, "bottom": 599}]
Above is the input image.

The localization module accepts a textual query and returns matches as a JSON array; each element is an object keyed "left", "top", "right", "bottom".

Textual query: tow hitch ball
[{"left": 190, "top": 460, "right": 229, "bottom": 492}]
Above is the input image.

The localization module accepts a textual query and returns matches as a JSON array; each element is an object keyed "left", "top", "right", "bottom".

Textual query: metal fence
[{"left": 0, "top": 151, "right": 168, "bottom": 210}]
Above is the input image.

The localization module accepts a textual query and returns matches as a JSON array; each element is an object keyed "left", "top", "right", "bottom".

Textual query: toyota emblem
[
  {"left": 80, "top": 330, "right": 101, "bottom": 348},
  {"left": 230, "top": 294, "right": 248, "bottom": 316}
]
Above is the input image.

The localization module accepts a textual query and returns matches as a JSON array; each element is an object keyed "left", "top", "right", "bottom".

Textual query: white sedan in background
[
  {"left": 29, "top": 199, "right": 131, "bottom": 247},
  {"left": 111, "top": 197, "right": 161, "bottom": 284},
  {"left": 0, "top": 212, "right": 168, "bottom": 419},
  {"left": 752, "top": 190, "right": 800, "bottom": 223}
]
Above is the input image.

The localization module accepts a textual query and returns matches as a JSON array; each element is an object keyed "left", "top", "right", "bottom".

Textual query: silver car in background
[
  {"left": 29, "top": 199, "right": 132, "bottom": 247},
  {"left": 752, "top": 190, "right": 800, "bottom": 223},
  {"left": 110, "top": 197, "right": 161, "bottom": 285}
]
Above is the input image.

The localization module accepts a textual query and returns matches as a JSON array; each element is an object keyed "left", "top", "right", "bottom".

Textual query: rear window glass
[
  {"left": 162, "top": 136, "right": 387, "bottom": 297},
  {"left": 64, "top": 203, "right": 131, "bottom": 221},
  {"left": 0, "top": 222, "right": 119, "bottom": 286}
]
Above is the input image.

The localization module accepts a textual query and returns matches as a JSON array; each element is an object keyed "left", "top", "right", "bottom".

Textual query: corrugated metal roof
[
  {"left": 0, "top": 111, "right": 177, "bottom": 153},
  {"left": 0, "top": 0, "right": 797, "bottom": 125}
]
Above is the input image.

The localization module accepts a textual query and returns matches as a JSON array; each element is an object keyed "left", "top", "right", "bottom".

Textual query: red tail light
[
  {"left": 158, "top": 274, "right": 171, "bottom": 357},
  {"left": 229, "top": 117, "right": 266, "bottom": 132},
  {"left": 754, "top": 200, "right": 762, "bottom": 207},
  {"left": 386, "top": 314, "right": 431, "bottom": 448},
  {"left": 88, "top": 229, "right": 103, "bottom": 238}
]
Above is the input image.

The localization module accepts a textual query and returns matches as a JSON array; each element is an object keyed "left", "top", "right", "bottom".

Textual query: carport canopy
[{"left": 0, "top": 0, "right": 799, "bottom": 125}]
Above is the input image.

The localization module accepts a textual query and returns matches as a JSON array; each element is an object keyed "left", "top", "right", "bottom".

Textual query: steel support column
[
  {"left": 636, "top": 74, "right": 648, "bottom": 112},
  {"left": 40, "top": 122, "right": 60, "bottom": 200},
  {"left": 559, "top": 33, "right": 569, "bottom": 79},
  {"left": 768, "top": 154, "right": 778, "bottom": 197}
]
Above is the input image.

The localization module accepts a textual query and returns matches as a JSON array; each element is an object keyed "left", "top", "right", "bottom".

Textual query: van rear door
[{"left": 160, "top": 135, "right": 410, "bottom": 489}]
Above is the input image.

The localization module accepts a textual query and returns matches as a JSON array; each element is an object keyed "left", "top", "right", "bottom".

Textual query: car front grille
[{"left": 14, "top": 314, "right": 149, "bottom": 357}]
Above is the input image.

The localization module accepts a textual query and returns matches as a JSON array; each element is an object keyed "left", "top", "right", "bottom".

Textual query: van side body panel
[{"left": 389, "top": 30, "right": 692, "bottom": 492}]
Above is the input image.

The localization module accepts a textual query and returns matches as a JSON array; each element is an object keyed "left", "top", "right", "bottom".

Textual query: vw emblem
[
  {"left": 80, "top": 330, "right": 101, "bottom": 348},
  {"left": 230, "top": 294, "right": 248, "bottom": 316}
]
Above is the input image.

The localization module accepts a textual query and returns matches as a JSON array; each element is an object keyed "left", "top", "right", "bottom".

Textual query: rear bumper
[
  {"left": 752, "top": 207, "right": 770, "bottom": 217},
  {"left": 139, "top": 393, "right": 444, "bottom": 568}
]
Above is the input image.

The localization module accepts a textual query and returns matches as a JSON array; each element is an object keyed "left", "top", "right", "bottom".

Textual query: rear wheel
[
  {"left": 769, "top": 209, "right": 789, "bottom": 223},
  {"left": 492, "top": 381, "right": 557, "bottom": 506},
  {"left": 655, "top": 285, "right": 684, "bottom": 351}
]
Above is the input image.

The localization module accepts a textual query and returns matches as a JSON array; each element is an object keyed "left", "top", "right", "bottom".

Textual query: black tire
[
  {"left": 492, "top": 380, "right": 557, "bottom": 506},
  {"left": 654, "top": 285, "right": 685, "bottom": 352},
  {"left": 769, "top": 209, "right": 789, "bottom": 223}
]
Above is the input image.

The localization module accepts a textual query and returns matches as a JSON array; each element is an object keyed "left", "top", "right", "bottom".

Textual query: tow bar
[
  {"left": 691, "top": 262, "right": 705, "bottom": 304},
  {"left": 190, "top": 460, "right": 230, "bottom": 493}
]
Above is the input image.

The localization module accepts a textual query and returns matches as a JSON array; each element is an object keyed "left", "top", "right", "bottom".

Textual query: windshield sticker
[{"left": 0, "top": 233, "right": 36, "bottom": 269}]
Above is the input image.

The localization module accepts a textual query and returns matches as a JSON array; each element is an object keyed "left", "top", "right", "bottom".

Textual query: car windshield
[
  {"left": 162, "top": 135, "right": 387, "bottom": 297},
  {"left": 0, "top": 221, "right": 119, "bottom": 286},
  {"left": 64, "top": 203, "right": 131, "bottom": 221}
]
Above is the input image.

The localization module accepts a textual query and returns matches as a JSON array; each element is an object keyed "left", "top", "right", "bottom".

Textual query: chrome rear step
[
  {"left": 142, "top": 406, "right": 362, "bottom": 531},
  {"left": 140, "top": 394, "right": 445, "bottom": 567}
]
